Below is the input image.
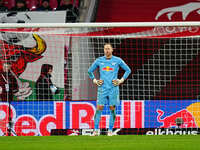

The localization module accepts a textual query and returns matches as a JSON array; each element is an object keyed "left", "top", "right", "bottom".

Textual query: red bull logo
[
  {"left": 69, "top": 101, "right": 144, "bottom": 129},
  {"left": 102, "top": 66, "right": 114, "bottom": 71},
  {"left": 0, "top": 34, "right": 46, "bottom": 76},
  {"left": 157, "top": 102, "right": 200, "bottom": 128},
  {"left": 0, "top": 102, "right": 65, "bottom": 136}
]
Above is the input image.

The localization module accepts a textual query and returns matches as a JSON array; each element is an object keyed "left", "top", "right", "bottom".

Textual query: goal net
[{"left": 0, "top": 22, "right": 200, "bottom": 136}]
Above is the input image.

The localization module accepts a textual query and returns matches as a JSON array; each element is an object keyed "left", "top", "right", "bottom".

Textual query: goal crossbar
[{"left": 1, "top": 22, "right": 200, "bottom": 28}]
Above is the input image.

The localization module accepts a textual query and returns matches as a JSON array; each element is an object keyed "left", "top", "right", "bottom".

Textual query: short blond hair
[{"left": 104, "top": 43, "right": 113, "bottom": 48}]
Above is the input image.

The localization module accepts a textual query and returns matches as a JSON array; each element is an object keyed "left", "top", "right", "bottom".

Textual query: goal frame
[{"left": 0, "top": 22, "right": 200, "bottom": 28}]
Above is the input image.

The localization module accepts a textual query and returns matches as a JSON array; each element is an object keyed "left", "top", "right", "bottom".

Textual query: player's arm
[
  {"left": 112, "top": 59, "right": 131, "bottom": 86},
  {"left": 88, "top": 60, "right": 103, "bottom": 86}
]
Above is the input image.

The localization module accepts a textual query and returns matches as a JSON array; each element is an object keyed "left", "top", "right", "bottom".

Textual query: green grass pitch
[{"left": 0, "top": 135, "right": 200, "bottom": 150}]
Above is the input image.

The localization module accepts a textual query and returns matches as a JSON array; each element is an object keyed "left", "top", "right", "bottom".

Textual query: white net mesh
[{"left": 0, "top": 24, "right": 199, "bottom": 136}]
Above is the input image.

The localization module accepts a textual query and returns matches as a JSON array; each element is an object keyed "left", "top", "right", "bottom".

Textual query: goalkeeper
[{"left": 88, "top": 43, "right": 131, "bottom": 136}]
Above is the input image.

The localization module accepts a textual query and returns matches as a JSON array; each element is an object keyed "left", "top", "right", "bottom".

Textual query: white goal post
[
  {"left": 0, "top": 22, "right": 200, "bottom": 28},
  {"left": 0, "top": 22, "right": 200, "bottom": 136}
]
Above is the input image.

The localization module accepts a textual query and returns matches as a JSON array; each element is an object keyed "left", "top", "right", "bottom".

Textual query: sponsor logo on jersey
[{"left": 102, "top": 66, "right": 114, "bottom": 71}]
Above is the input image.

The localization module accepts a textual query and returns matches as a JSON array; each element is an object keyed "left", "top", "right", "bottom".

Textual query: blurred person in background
[
  {"left": 0, "top": 62, "right": 18, "bottom": 101},
  {"left": 56, "top": 0, "right": 79, "bottom": 22},
  {"left": 10, "top": 0, "right": 29, "bottom": 11},
  {"left": 0, "top": 0, "right": 8, "bottom": 12},
  {"left": 36, "top": 64, "right": 59, "bottom": 100},
  {"left": 36, "top": 0, "right": 52, "bottom": 11}
]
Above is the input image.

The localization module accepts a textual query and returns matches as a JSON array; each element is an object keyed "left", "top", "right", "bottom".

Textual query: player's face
[
  {"left": 104, "top": 44, "right": 113, "bottom": 58},
  {"left": 48, "top": 68, "right": 53, "bottom": 74}
]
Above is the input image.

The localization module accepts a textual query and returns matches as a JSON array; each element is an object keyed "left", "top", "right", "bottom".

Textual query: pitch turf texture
[{"left": 0, "top": 135, "right": 200, "bottom": 150}]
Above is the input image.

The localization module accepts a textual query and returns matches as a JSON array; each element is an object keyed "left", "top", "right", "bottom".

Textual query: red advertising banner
[{"left": 96, "top": 0, "right": 200, "bottom": 22}]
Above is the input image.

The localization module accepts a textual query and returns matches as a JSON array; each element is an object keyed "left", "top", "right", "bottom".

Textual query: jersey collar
[{"left": 104, "top": 55, "right": 113, "bottom": 60}]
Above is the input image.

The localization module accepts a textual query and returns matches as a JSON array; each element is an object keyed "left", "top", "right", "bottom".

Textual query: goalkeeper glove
[
  {"left": 112, "top": 78, "right": 124, "bottom": 86},
  {"left": 93, "top": 79, "right": 104, "bottom": 86}
]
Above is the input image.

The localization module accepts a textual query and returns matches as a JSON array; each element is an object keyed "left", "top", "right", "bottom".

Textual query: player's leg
[
  {"left": 92, "top": 90, "right": 106, "bottom": 136},
  {"left": 108, "top": 105, "right": 116, "bottom": 136},
  {"left": 108, "top": 88, "right": 120, "bottom": 136},
  {"left": 93, "top": 105, "right": 104, "bottom": 136}
]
